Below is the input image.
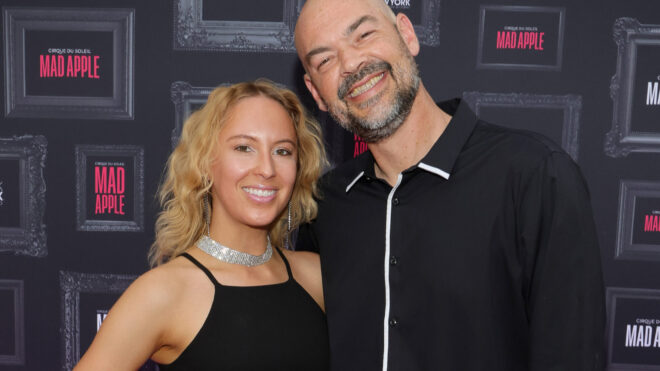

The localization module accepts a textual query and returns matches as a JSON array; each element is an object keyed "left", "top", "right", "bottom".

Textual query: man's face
[{"left": 295, "top": 0, "right": 421, "bottom": 143}]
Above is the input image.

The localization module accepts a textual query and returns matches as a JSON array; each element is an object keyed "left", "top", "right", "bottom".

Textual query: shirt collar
[{"left": 345, "top": 98, "right": 478, "bottom": 192}]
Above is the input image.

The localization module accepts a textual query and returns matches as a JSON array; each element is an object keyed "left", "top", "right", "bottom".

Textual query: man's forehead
[
  {"left": 300, "top": 0, "right": 381, "bottom": 13},
  {"left": 295, "top": 0, "right": 387, "bottom": 51}
]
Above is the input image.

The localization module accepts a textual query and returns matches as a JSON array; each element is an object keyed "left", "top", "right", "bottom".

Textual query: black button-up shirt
[{"left": 298, "top": 99, "right": 605, "bottom": 371}]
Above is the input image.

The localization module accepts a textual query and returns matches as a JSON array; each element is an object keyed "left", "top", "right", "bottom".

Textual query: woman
[{"left": 75, "top": 80, "right": 329, "bottom": 370}]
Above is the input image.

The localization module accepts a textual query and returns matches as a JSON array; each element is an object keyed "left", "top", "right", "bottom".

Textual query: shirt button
[
  {"left": 364, "top": 175, "right": 371, "bottom": 181},
  {"left": 390, "top": 256, "right": 398, "bottom": 265},
  {"left": 392, "top": 197, "right": 399, "bottom": 205},
  {"left": 389, "top": 317, "right": 399, "bottom": 327}
]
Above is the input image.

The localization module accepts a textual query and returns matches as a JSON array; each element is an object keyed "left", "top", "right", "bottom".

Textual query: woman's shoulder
[
  {"left": 127, "top": 253, "right": 205, "bottom": 307},
  {"left": 280, "top": 249, "right": 324, "bottom": 310},
  {"left": 281, "top": 248, "right": 319, "bottom": 265},
  {"left": 280, "top": 249, "right": 321, "bottom": 278},
  {"left": 73, "top": 252, "right": 211, "bottom": 369}
]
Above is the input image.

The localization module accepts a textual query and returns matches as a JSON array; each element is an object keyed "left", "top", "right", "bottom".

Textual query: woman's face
[{"left": 209, "top": 95, "right": 298, "bottom": 233}]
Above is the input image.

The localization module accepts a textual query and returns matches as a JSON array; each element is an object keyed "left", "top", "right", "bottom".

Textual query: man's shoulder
[
  {"left": 318, "top": 155, "right": 366, "bottom": 191},
  {"left": 469, "top": 119, "right": 571, "bottom": 168}
]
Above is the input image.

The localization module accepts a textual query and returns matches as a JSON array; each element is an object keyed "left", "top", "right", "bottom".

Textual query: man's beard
[{"left": 324, "top": 46, "right": 420, "bottom": 143}]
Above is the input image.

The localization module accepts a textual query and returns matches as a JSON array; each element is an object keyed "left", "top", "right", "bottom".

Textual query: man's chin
[{"left": 353, "top": 124, "right": 398, "bottom": 143}]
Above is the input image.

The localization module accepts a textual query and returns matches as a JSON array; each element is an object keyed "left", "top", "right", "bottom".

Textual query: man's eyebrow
[
  {"left": 305, "top": 47, "right": 332, "bottom": 64},
  {"left": 345, "top": 15, "right": 378, "bottom": 37},
  {"left": 304, "top": 15, "right": 378, "bottom": 65}
]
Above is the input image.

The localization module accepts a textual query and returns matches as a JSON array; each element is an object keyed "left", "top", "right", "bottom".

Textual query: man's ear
[
  {"left": 304, "top": 73, "right": 328, "bottom": 112},
  {"left": 396, "top": 13, "right": 420, "bottom": 57}
]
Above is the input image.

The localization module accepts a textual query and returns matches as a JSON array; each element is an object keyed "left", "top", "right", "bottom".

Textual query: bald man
[{"left": 294, "top": 1, "right": 605, "bottom": 370}]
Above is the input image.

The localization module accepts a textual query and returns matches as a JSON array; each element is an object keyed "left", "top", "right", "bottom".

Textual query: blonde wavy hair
[{"left": 149, "top": 79, "right": 327, "bottom": 266}]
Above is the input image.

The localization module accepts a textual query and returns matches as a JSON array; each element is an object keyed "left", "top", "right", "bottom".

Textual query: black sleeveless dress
[{"left": 158, "top": 247, "right": 329, "bottom": 371}]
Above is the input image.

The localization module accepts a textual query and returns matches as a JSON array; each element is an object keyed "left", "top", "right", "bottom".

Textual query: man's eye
[
  {"left": 360, "top": 31, "right": 374, "bottom": 39},
  {"left": 317, "top": 57, "right": 330, "bottom": 69}
]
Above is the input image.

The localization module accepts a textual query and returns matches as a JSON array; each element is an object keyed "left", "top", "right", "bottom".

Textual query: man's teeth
[
  {"left": 349, "top": 73, "right": 384, "bottom": 98},
  {"left": 244, "top": 188, "right": 276, "bottom": 197}
]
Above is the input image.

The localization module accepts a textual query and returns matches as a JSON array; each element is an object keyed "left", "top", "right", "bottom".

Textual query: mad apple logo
[
  {"left": 646, "top": 76, "right": 660, "bottom": 106},
  {"left": 625, "top": 318, "right": 660, "bottom": 348},
  {"left": 39, "top": 48, "right": 100, "bottom": 79},
  {"left": 643, "top": 210, "right": 660, "bottom": 232},
  {"left": 96, "top": 309, "right": 108, "bottom": 331},
  {"left": 94, "top": 161, "right": 126, "bottom": 216},
  {"left": 354, "top": 134, "right": 368, "bottom": 157},
  {"left": 496, "top": 26, "right": 545, "bottom": 50},
  {"left": 479, "top": 7, "right": 563, "bottom": 70}
]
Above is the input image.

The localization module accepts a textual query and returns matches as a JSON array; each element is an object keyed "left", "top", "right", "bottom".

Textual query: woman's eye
[
  {"left": 235, "top": 145, "right": 252, "bottom": 152},
  {"left": 274, "top": 148, "right": 292, "bottom": 156}
]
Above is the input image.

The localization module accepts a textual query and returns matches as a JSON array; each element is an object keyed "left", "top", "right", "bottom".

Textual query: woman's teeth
[{"left": 243, "top": 187, "right": 276, "bottom": 197}]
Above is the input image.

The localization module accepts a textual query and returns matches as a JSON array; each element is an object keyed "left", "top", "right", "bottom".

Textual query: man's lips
[
  {"left": 337, "top": 61, "right": 391, "bottom": 100},
  {"left": 348, "top": 72, "right": 385, "bottom": 99}
]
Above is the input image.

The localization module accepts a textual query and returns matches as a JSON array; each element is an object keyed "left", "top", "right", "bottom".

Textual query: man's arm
[
  {"left": 295, "top": 221, "right": 320, "bottom": 253},
  {"left": 518, "top": 152, "right": 606, "bottom": 370}
]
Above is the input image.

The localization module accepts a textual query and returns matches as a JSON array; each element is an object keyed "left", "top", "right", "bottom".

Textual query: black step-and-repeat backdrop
[{"left": 1, "top": 0, "right": 659, "bottom": 370}]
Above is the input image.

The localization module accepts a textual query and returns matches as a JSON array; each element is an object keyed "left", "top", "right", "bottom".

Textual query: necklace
[{"left": 196, "top": 235, "right": 272, "bottom": 267}]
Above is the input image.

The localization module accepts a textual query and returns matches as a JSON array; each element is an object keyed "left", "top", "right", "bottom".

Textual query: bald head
[{"left": 294, "top": 0, "right": 397, "bottom": 63}]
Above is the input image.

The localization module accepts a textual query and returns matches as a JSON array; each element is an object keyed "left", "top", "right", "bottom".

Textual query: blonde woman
[{"left": 75, "top": 80, "right": 329, "bottom": 370}]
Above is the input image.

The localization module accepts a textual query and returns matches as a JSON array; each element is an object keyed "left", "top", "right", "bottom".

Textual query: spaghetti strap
[
  {"left": 180, "top": 252, "right": 221, "bottom": 286},
  {"left": 274, "top": 247, "right": 293, "bottom": 279}
]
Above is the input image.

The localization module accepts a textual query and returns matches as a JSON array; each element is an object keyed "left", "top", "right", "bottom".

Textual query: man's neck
[{"left": 369, "top": 83, "right": 452, "bottom": 186}]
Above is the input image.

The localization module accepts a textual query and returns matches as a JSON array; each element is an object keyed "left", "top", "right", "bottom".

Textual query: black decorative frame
[
  {"left": 170, "top": 81, "right": 220, "bottom": 147},
  {"left": 462, "top": 92, "right": 581, "bottom": 161},
  {"left": 59, "top": 271, "right": 136, "bottom": 371},
  {"left": 605, "top": 18, "right": 660, "bottom": 157},
  {"left": 476, "top": 5, "right": 565, "bottom": 71},
  {"left": 0, "top": 280, "right": 25, "bottom": 365},
  {"left": 173, "top": 0, "right": 303, "bottom": 52},
  {"left": 0, "top": 136, "right": 47, "bottom": 257},
  {"left": 3, "top": 7, "right": 135, "bottom": 120},
  {"left": 606, "top": 287, "right": 660, "bottom": 370},
  {"left": 75, "top": 145, "right": 144, "bottom": 232},
  {"left": 388, "top": 0, "right": 441, "bottom": 47},
  {"left": 615, "top": 180, "right": 660, "bottom": 261}
]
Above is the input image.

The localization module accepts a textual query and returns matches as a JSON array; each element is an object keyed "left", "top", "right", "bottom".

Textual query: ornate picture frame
[
  {"left": 0, "top": 136, "right": 47, "bottom": 257},
  {"left": 476, "top": 5, "right": 565, "bottom": 71},
  {"left": 606, "top": 287, "right": 660, "bottom": 370},
  {"left": 173, "top": 0, "right": 302, "bottom": 52},
  {"left": 462, "top": 92, "right": 581, "bottom": 161},
  {"left": 605, "top": 18, "right": 660, "bottom": 157},
  {"left": 75, "top": 145, "right": 144, "bottom": 232},
  {"left": 615, "top": 180, "right": 660, "bottom": 261},
  {"left": 0, "top": 279, "right": 24, "bottom": 365},
  {"left": 170, "top": 81, "right": 219, "bottom": 147},
  {"left": 3, "top": 7, "right": 135, "bottom": 119},
  {"left": 59, "top": 271, "right": 136, "bottom": 370}
]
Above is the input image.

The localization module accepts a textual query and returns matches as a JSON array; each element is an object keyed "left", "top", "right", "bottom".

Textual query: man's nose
[{"left": 339, "top": 45, "right": 366, "bottom": 77}]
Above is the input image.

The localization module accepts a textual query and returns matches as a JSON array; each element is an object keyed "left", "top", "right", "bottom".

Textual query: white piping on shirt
[
  {"left": 382, "top": 173, "right": 403, "bottom": 371},
  {"left": 345, "top": 171, "right": 365, "bottom": 193},
  {"left": 345, "top": 164, "right": 447, "bottom": 370},
  {"left": 418, "top": 162, "right": 450, "bottom": 180}
]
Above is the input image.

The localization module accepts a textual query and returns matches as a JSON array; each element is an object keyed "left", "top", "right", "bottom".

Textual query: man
[{"left": 294, "top": 0, "right": 605, "bottom": 370}]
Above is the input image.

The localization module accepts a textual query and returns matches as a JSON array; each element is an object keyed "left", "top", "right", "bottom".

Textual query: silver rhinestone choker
[{"left": 196, "top": 235, "right": 272, "bottom": 267}]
